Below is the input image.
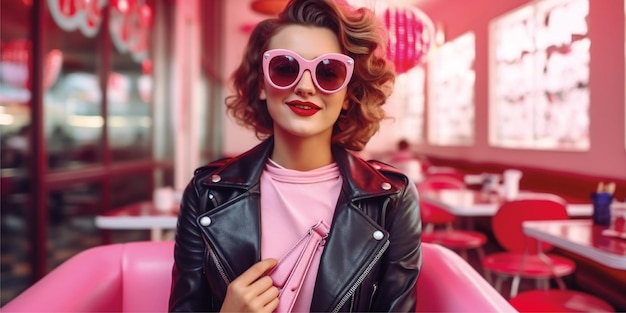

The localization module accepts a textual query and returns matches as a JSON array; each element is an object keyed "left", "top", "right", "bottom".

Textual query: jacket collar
[{"left": 202, "top": 138, "right": 399, "bottom": 198}]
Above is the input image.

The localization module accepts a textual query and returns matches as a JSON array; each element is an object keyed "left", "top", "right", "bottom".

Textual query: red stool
[
  {"left": 421, "top": 230, "right": 486, "bottom": 260},
  {"left": 509, "top": 289, "right": 614, "bottom": 312},
  {"left": 482, "top": 196, "right": 577, "bottom": 298},
  {"left": 418, "top": 177, "right": 487, "bottom": 261}
]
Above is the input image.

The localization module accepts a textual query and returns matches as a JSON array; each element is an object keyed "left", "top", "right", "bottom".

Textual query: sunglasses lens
[
  {"left": 268, "top": 55, "right": 300, "bottom": 87},
  {"left": 316, "top": 59, "right": 347, "bottom": 91}
]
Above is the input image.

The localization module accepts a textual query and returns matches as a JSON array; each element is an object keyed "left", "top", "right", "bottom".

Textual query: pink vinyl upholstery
[
  {"left": 2, "top": 241, "right": 174, "bottom": 313},
  {"left": 2, "top": 241, "right": 515, "bottom": 313}
]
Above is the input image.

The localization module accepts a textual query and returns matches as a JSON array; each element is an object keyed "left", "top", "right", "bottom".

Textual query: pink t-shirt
[{"left": 260, "top": 159, "right": 342, "bottom": 312}]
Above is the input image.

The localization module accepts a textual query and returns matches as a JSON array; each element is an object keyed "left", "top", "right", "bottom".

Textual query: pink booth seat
[{"left": 2, "top": 241, "right": 515, "bottom": 313}]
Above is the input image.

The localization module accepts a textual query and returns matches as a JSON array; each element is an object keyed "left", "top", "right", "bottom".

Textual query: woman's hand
[{"left": 220, "top": 258, "right": 280, "bottom": 313}]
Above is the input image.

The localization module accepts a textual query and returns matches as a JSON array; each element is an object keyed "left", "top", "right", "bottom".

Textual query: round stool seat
[
  {"left": 509, "top": 289, "right": 614, "bottom": 312},
  {"left": 482, "top": 252, "right": 575, "bottom": 277},
  {"left": 422, "top": 230, "right": 486, "bottom": 249}
]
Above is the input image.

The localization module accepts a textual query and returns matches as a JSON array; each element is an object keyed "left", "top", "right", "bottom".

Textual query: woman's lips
[{"left": 287, "top": 101, "right": 320, "bottom": 117}]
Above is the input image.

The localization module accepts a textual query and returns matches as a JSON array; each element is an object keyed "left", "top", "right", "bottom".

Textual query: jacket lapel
[
  {"left": 197, "top": 140, "right": 273, "bottom": 279},
  {"left": 197, "top": 190, "right": 262, "bottom": 281}
]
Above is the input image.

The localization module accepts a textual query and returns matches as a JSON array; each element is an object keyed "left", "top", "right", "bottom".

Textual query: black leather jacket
[{"left": 169, "top": 139, "right": 422, "bottom": 312}]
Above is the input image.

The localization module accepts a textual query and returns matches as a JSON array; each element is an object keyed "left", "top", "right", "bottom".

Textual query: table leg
[
  {"left": 457, "top": 216, "right": 476, "bottom": 230},
  {"left": 101, "top": 229, "right": 113, "bottom": 244},
  {"left": 150, "top": 227, "right": 162, "bottom": 241}
]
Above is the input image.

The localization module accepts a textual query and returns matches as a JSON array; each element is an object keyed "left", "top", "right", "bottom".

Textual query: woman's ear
[
  {"left": 342, "top": 99, "right": 349, "bottom": 110},
  {"left": 259, "top": 86, "right": 267, "bottom": 100}
]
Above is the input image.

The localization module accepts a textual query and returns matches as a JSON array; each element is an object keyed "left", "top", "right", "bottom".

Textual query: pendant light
[{"left": 250, "top": 0, "right": 289, "bottom": 16}]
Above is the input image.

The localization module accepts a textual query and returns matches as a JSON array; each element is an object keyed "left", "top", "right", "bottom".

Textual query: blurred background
[{"left": 1, "top": 0, "right": 625, "bottom": 308}]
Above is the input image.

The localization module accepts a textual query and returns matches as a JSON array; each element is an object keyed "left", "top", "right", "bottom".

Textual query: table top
[
  {"left": 421, "top": 189, "right": 592, "bottom": 217},
  {"left": 523, "top": 219, "right": 626, "bottom": 270},
  {"left": 96, "top": 190, "right": 593, "bottom": 229},
  {"left": 95, "top": 201, "right": 178, "bottom": 230}
]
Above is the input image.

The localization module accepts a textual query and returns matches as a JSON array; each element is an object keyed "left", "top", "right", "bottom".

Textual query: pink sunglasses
[{"left": 262, "top": 49, "right": 354, "bottom": 93}]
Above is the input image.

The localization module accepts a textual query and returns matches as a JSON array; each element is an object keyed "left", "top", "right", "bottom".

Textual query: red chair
[
  {"left": 417, "top": 176, "right": 487, "bottom": 261},
  {"left": 1, "top": 241, "right": 516, "bottom": 312},
  {"left": 489, "top": 197, "right": 615, "bottom": 312},
  {"left": 482, "top": 196, "right": 576, "bottom": 298},
  {"left": 417, "top": 174, "right": 466, "bottom": 193}
]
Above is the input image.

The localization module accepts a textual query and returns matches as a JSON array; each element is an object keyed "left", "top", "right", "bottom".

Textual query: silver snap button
[
  {"left": 381, "top": 182, "right": 391, "bottom": 190},
  {"left": 200, "top": 216, "right": 212, "bottom": 226},
  {"left": 208, "top": 194, "right": 214, "bottom": 200},
  {"left": 373, "top": 231, "right": 384, "bottom": 240},
  {"left": 211, "top": 174, "right": 221, "bottom": 183}
]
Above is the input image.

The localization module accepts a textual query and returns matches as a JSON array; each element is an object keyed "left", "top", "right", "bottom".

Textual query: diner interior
[{"left": 1, "top": 0, "right": 625, "bottom": 311}]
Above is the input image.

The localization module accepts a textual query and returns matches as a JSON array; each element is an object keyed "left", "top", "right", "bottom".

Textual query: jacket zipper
[
  {"left": 369, "top": 283, "right": 378, "bottom": 308},
  {"left": 331, "top": 240, "right": 389, "bottom": 313},
  {"left": 203, "top": 236, "right": 231, "bottom": 285}
]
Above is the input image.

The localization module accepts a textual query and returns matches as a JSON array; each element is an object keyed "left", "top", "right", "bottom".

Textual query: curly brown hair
[{"left": 225, "top": 0, "right": 395, "bottom": 151}]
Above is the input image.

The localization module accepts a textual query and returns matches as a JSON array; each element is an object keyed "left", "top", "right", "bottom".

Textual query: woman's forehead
[{"left": 268, "top": 25, "right": 342, "bottom": 59}]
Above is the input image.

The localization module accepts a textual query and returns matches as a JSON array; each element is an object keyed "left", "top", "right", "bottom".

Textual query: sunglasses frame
[{"left": 262, "top": 49, "right": 354, "bottom": 93}]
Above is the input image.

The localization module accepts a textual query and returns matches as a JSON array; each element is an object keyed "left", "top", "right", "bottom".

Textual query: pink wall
[
  {"left": 415, "top": 0, "right": 626, "bottom": 179},
  {"left": 218, "top": 0, "right": 625, "bottom": 179}
]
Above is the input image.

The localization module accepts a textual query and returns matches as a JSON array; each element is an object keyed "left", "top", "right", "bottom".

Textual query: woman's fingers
[
  {"left": 256, "top": 277, "right": 280, "bottom": 308},
  {"left": 221, "top": 259, "right": 279, "bottom": 312},
  {"left": 263, "top": 296, "right": 280, "bottom": 312},
  {"left": 236, "top": 258, "right": 278, "bottom": 286}
]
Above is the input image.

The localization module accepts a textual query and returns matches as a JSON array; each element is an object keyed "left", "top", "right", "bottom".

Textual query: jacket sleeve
[
  {"left": 168, "top": 178, "right": 214, "bottom": 312},
  {"left": 373, "top": 180, "right": 422, "bottom": 312}
]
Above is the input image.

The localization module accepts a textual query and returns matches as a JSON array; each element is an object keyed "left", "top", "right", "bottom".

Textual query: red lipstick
[{"left": 286, "top": 101, "right": 321, "bottom": 117}]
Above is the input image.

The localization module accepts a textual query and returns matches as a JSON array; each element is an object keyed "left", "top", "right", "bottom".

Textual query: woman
[{"left": 169, "top": 0, "right": 422, "bottom": 311}]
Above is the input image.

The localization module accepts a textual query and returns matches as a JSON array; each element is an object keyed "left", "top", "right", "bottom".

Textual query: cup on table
[
  {"left": 591, "top": 192, "right": 613, "bottom": 226},
  {"left": 154, "top": 187, "right": 175, "bottom": 212},
  {"left": 502, "top": 169, "right": 522, "bottom": 200}
]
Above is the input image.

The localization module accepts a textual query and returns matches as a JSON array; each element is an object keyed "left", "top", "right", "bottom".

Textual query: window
[
  {"left": 428, "top": 32, "right": 475, "bottom": 146},
  {"left": 388, "top": 66, "right": 426, "bottom": 144},
  {"left": 489, "top": 0, "right": 589, "bottom": 150},
  {"left": 0, "top": 0, "right": 173, "bottom": 306}
]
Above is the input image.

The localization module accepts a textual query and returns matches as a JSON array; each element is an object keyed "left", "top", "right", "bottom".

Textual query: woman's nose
[{"left": 294, "top": 70, "right": 316, "bottom": 96}]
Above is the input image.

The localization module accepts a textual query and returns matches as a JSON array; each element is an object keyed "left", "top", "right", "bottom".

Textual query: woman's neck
[{"left": 271, "top": 134, "right": 334, "bottom": 171}]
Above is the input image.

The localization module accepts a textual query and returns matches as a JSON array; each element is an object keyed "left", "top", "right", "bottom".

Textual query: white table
[
  {"left": 421, "top": 189, "right": 593, "bottom": 217},
  {"left": 523, "top": 219, "right": 626, "bottom": 270},
  {"left": 95, "top": 201, "right": 178, "bottom": 241}
]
